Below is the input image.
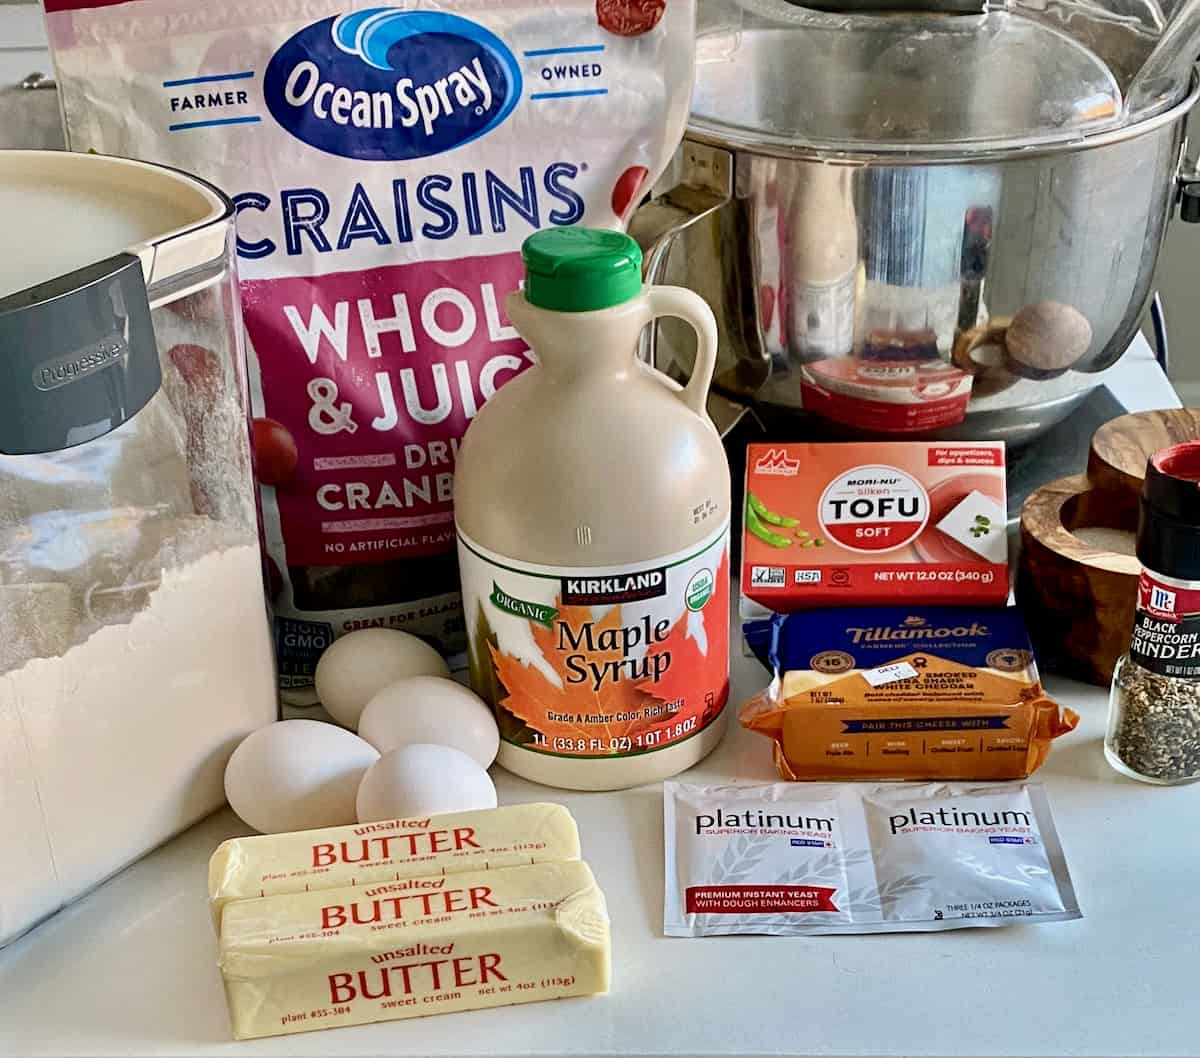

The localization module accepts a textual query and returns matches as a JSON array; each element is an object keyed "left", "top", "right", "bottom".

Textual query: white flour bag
[{"left": 45, "top": 0, "right": 695, "bottom": 699}]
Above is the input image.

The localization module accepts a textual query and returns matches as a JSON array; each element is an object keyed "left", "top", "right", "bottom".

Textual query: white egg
[
  {"left": 355, "top": 744, "right": 497, "bottom": 823},
  {"left": 357, "top": 676, "right": 500, "bottom": 767},
  {"left": 224, "top": 719, "right": 379, "bottom": 834},
  {"left": 315, "top": 628, "right": 451, "bottom": 729}
]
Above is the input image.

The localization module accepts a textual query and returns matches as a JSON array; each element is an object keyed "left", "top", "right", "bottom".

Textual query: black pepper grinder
[{"left": 1106, "top": 441, "right": 1200, "bottom": 784}]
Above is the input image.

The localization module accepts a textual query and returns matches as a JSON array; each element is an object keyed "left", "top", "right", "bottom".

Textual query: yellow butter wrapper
[
  {"left": 208, "top": 803, "right": 581, "bottom": 929},
  {"left": 218, "top": 860, "right": 610, "bottom": 1039}
]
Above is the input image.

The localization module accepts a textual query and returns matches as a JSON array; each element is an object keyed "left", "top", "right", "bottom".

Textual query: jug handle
[
  {"left": 628, "top": 142, "right": 733, "bottom": 371},
  {"left": 629, "top": 143, "right": 732, "bottom": 283},
  {"left": 643, "top": 286, "right": 719, "bottom": 420}
]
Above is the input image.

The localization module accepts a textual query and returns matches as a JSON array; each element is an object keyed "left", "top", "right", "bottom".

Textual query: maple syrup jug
[{"left": 455, "top": 228, "right": 731, "bottom": 790}]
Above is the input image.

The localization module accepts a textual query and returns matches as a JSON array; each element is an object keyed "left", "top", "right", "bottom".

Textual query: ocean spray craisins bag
[{"left": 45, "top": 0, "right": 695, "bottom": 699}]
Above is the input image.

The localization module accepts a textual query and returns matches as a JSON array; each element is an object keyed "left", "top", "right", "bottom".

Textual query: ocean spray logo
[{"left": 264, "top": 10, "right": 522, "bottom": 161}]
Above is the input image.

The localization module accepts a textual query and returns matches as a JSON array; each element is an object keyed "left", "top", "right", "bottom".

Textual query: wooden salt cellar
[
  {"left": 1089, "top": 408, "right": 1200, "bottom": 517},
  {"left": 1019, "top": 408, "right": 1200, "bottom": 686}
]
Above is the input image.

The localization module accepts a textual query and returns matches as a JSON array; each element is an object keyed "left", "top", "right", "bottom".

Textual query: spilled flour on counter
[{"left": 0, "top": 542, "right": 276, "bottom": 946}]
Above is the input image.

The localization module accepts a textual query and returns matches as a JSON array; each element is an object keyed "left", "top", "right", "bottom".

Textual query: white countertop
[
  {"left": 0, "top": 339, "right": 1190, "bottom": 1058},
  {"left": 1102, "top": 332, "right": 1176, "bottom": 413},
  {"left": 2, "top": 658, "right": 1198, "bottom": 1058}
]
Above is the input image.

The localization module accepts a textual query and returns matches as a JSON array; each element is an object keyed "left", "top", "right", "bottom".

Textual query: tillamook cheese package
[
  {"left": 741, "top": 606, "right": 1078, "bottom": 780},
  {"left": 44, "top": 0, "right": 695, "bottom": 697},
  {"left": 664, "top": 781, "right": 1081, "bottom": 937},
  {"left": 742, "top": 441, "right": 1008, "bottom": 611}
]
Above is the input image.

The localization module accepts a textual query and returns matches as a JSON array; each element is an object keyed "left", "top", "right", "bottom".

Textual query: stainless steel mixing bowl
[{"left": 632, "top": 2, "right": 1200, "bottom": 443}]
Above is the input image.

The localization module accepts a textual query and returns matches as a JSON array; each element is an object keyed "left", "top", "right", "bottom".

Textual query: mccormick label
[
  {"left": 457, "top": 523, "right": 730, "bottom": 759},
  {"left": 742, "top": 441, "right": 1008, "bottom": 611},
  {"left": 1129, "top": 571, "right": 1200, "bottom": 677}
]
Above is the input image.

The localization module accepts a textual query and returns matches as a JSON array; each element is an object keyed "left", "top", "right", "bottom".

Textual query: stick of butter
[
  {"left": 208, "top": 802, "right": 580, "bottom": 929},
  {"left": 218, "top": 860, "right": 610, "bottom": 1039}
]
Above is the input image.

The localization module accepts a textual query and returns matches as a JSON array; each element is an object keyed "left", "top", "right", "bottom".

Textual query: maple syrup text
[{"left": 558, "top": 614, "right": 672, "bottom": 691}]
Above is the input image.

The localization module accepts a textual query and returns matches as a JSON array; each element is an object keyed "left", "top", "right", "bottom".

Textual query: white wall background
[
  {"left": 1152, "top": 220, "right": 1200, "bottom": 403},
  {"left": 0, "top": 4, "right": 59, "bottom": 149}
]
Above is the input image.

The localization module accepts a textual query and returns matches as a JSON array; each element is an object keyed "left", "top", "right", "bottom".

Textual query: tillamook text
[{"left": 847, "top": 622, "right": 989, "bottom": 644}]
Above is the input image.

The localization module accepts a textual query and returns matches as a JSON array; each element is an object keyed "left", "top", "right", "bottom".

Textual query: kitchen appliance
[
  {"left": 0, "top": 149, "right": 276, "bottom": 947},
  {"left": 632, "top": 0, "right": 1200, "bottom": 443}
]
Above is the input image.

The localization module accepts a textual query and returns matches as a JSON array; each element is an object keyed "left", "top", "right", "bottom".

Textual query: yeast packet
[{"left": 664, "top": 780, "right": 1081, "bottom": 937}]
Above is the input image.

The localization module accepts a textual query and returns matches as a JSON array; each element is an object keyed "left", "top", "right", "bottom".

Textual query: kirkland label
[
  {"left": 457, "top": 523, "right": 730, "bottom": 759},
  {"left": 1129, "top": 571, "right": 1200, "bottom": 677}
]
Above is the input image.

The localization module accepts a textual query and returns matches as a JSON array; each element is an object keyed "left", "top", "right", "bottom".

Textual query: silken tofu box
[{"left": 741, "top": 442, "right": 1009, "bottom": 613}]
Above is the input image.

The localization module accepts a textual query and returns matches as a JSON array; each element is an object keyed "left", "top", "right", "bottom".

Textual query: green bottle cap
[{"left": 521, "top": 228, "right": 643, "bottom": 312}]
